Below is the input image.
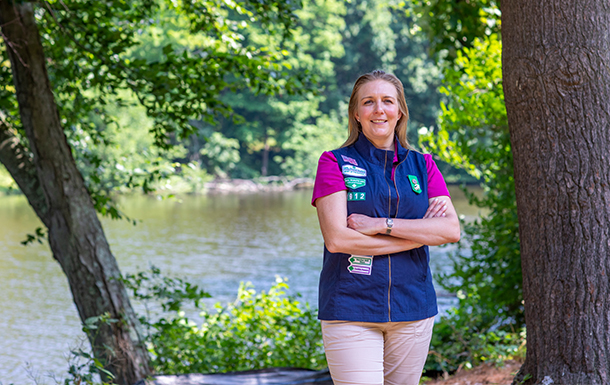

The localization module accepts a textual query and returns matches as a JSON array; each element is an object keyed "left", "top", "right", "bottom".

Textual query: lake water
[{"left": 0, "top": 187, "right": 480, "bottom": 384}]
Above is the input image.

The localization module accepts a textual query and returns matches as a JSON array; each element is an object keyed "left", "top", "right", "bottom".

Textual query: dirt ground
[{"left": 422, "top": 360, "right": 523, "bottom": 385}]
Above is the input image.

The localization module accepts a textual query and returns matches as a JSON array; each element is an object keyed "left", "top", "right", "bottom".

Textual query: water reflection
[{"left": 0, "top": 186, "right": 481, "bottom": 383}]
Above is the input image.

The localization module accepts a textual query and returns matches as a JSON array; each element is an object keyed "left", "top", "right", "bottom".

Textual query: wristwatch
[{"left": 385, "top": 218, "right": 394, "bottom": 235}]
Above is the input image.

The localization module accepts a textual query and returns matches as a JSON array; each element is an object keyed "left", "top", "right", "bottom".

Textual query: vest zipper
[
  {"left": 384, "top": 151, "right": 392, "bottom": 322},
  {"left": 386, "top": 149, "right": 409, "bottom": 322}
]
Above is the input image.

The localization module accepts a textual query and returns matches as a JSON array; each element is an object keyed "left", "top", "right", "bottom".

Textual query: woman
[{"left": 311, "top": 70, "right": 461, "bottom": 385}]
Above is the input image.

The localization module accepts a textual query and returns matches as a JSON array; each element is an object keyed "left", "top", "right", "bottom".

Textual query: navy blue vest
[{"left": 318, "top": 134, "right": 438, "bottom": 322}]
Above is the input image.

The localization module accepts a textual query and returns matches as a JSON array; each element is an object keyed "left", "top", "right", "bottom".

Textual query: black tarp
[{"left": 134, "top": 368, "right": 334, "bottom": 385}]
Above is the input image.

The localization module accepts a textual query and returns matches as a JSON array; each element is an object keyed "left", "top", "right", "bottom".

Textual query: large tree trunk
[
  {"left": 0, "top": 2, "right": 151, "bottom": 383},
  {"left": 502, "top": 1, "right": 610, "bottom": 384}
]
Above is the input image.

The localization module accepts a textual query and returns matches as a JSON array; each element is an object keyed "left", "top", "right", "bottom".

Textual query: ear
[
  {"left": 354, "top": 112, "right": 360, "bottom": 122},
  {"left": 397, "top": 110, "right": 403, "bottom": 120}
]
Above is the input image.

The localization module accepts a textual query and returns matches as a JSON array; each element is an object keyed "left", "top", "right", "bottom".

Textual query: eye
[
  {"left": 363, "top": 100, "right": 373, "bottom": 105},
  {"left": 384, "top": 99, "right": 394, "bottom": 104}
]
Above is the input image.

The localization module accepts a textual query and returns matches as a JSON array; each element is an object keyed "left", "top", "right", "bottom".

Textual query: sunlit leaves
[
  {"left": 420, "top": 34, "right": 523, "bottom": 328},
  {"left": 123, "top": 271, "right": 326, "bottom": 373},
  {"left": 0, "top": 0, "right": 311, "bottom": 219},
  {"left": 409, "top": 0, "right": 500, "bottom": 60}
]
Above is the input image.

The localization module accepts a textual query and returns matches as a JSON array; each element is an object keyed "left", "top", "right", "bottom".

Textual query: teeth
[{"left": 372, "top": 120, "right": 386, "bottom": 123}]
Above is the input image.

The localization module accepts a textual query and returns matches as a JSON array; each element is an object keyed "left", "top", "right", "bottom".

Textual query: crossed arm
[{"left": 315, "top": 191, "right": 460, "bottom": 256}]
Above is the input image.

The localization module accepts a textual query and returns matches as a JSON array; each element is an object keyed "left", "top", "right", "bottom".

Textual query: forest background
[
  {"left": 0, "top": 0, "right": 523, "bottom": 382},
  {"left": 0, "top": 0, "right": 462, "bottom": 192}
]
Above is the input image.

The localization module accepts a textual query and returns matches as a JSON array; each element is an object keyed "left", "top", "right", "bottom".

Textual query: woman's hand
[
  {"left": 423, "top": 198, "right": 448, "bottom": 219},
  {"left": 347, "top": 213, "right": 385, "bottom": 235},
  {"left": 316, "top": 191, "right": 425, "bottom": 255},
  {"left": 348, "top": 200, "right": 449, "bottom": 236}
]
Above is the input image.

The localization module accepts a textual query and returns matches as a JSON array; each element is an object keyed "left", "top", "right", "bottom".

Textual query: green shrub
[
  {"left": 425, "top": 286, "right": 525, "bottom": 376},
  {"left": 61, "top": 348, "right": 118, "bottom": 385},
  {"left": 421, "top": 33, "right": 522, "bottom": 329},
  {"left": 122, "top": 270, "right": 326, "bottom": 374}
]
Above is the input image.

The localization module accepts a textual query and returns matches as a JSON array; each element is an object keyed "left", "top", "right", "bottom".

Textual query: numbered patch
[
  {"left": 342, "top": 165, "right": 367, "bottom": 177},
  {"left": 347, "top": 192, "right": 366, "bottom": 201},
  {"left": 344, "top": 177, "right": 366, "bottom": 189}
]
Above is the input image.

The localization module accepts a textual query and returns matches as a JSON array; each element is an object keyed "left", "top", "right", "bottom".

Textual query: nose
[{"left": 374, "top": 101, "right": 383, "bottom": 114}]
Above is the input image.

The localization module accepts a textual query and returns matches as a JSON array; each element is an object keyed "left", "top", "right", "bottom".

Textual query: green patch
[
  {"left": 349, "top": 256, "right": 372, "bottom": 266},
  {"left": 407, "top": 175, "right": 422, "bottom": 194},
  {"left": 347, "top": 192, "right": 366, "bottom": 201},
  {"left": 344, "top": 177, "right": 366, "bottom": 189}
]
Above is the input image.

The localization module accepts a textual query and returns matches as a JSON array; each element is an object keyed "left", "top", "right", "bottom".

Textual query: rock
[{"left": 204, "top": 178, "right": 314, "bottom": 193}]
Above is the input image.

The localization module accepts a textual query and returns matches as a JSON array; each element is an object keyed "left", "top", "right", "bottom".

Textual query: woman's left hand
[
  {"left": 423, "top": 198, "right": 448, "bottom": 219},
  {"left": 347, "top": 213, "right": 384, "bottom": 235}
]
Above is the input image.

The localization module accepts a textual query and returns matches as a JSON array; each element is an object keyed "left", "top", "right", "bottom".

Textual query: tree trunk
[
  {"left": 262, "top": 130, "right": 269, "bottom": 177},
  {"left": 0, "top": 2, "right": 151, "bottom": 383},
  {"left": 502, "top": 1, "right": 610, "bottom": 384}
]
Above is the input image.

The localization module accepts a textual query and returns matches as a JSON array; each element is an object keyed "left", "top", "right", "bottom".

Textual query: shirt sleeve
[
  {"left": 424, "top": 153, "right": 451, "bottom": 198},
  {"left": 311, "top": 151, "right": 347, "bottom": 207}
]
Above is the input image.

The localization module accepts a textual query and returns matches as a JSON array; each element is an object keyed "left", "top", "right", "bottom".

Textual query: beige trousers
[{"left": 321, "top": 317, "right": 435, "bottom": 385}]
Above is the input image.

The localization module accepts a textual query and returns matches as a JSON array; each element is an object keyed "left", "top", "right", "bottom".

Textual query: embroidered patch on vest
[
  {"left": 347, "top": 192, "right": 366, "bottom": 201},
  {"left": 341, "top": 155, "right": 358, "bottom": 166},
  {"left": 348, "top": 255, "right": 372, "bottom": 275},
  {"left": 407, "top": 175, "right": 422, "bottom": 194},
  {"left": 344, "top": 177, "right": 366, "bottom": 189},
  {"left": 342, "top": 165, "right": 367, "bottom": 177}
]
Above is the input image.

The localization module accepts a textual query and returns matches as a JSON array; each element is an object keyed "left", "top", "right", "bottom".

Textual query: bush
[
  {"left": 420, "top": 34, "right": 522, "bottom": 328},
  {"left": 425, "top": 286, "right": 526, "bottom": 376},
  {"left": 122, "top": 269, "right": 326, "bottom": 374}
]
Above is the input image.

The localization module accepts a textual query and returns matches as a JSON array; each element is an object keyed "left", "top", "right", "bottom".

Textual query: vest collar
[{"left": 354, "top": 133, "right": 410, "bottom": 165}]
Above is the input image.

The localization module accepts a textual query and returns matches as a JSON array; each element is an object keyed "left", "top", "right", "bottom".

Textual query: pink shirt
[{"left": 311, "top": 151, "right": 450, "bottom": 206}]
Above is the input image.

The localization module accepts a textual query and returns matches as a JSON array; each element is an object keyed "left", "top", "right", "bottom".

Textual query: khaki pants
[{"left": 321, "top": 317, "right": 435, "bottom": 385}]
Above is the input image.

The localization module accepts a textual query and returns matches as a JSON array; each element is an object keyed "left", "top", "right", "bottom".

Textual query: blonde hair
[{"left": 342, "top": 70, "right": 410, "bottom": 149}]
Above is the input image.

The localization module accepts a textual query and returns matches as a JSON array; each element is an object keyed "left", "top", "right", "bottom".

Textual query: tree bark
[
  {"left": 262, "top": 129, "right": 269, "bottom": 177},
  {"left": 0, "top": 2, "right": 151, "bottom": 383},
  {"left": 502, "top": 1, "right": 610, "bottom": 384},
  {"left": 0, "top": 118, "right": 48, "bottom": 218}
]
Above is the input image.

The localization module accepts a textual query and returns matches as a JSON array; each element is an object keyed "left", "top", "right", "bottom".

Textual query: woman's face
[{"left": 354, "top": 80, "right": 402, "bottom": 150}]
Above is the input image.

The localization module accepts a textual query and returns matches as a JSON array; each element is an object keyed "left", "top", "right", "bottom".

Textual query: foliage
[
  {"left": 58, "top": 270, "right": 324, "bottom": 383},
  {"left": 199, "top": 132, "right": 241, "bottom": 178},
  {"left": 2, "top": 0, "right": 449, "bottom": 189},
  {"left": 193, "top": 0, "right": 445, "bottom": 179},
  {"left": 122, "top": 270, "right": 326, "bottom": 374},
  {"left": 425, "top": 287, "right": 526, "bottom": 375},
  {"left": 0, "top": 165, "right": 18, "bottom": 194},
  {"left": 55, "top": 313, "right": 134, "bottom": 385},
  {"left": 413, "top": 1, "right": 524, "bottom": 374},
  {"left": 195, "top": 0, "right": 347, "bottom": 178},
  {"left": 1, "top": 0, "right": 310, "bottom": 219},
  {"left": 421, "top": 34, "right": 522, "bottom": 328},
  {"left": 61, "top": 348, "right": 119, "bottom": 385},
  {"left": 409, "top": 0, "right": 501, "bottom": 60},
  {"left": 122, "top": 266, "right": 212, "bottom": 313}
]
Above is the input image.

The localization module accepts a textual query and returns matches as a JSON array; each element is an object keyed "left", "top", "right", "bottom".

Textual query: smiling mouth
[{"left": 371, "top": 120, "right": 387, "bottom": 123}]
